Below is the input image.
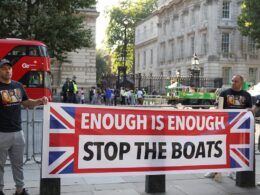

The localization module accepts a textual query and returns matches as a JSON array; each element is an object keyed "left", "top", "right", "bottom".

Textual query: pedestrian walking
[{"left": 0, "top": 59, "right": 48, "bottom": 195}]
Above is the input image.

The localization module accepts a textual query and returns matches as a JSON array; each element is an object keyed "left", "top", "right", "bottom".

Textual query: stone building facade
[
  {"left": 135, "top": 0, "right": 260, "bottom": 85},
  {"left": 51, "top": 8, "right": 99, "bottom": 95},
  {"left": 135, "top": 14, "right": 158, "bottom": 76}
]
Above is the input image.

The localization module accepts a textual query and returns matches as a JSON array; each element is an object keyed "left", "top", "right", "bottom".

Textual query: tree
[
  {"left": 238, "top": 0, "right": 260, "bottom": 46},
  {"left": 106, "top": 0, "right": 157, "bottom": 74},
  {"left": 96, "top": 49, "right": 109, "bottom": 84},
  {"left": 0, "top": 0, "right": 96, "bottom": 61}
]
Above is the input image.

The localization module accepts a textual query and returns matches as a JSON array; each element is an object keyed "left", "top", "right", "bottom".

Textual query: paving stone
[{"left": 93, "top": 189, "right": 139, "bottom": 195}]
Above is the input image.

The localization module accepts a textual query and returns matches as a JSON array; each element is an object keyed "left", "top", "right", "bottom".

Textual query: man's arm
[
  {"left": 248, "top": 98, "right": 260, "bottom": 114},
  {"left": 21, "top": 96, "right": 48, "bottom": 108}
]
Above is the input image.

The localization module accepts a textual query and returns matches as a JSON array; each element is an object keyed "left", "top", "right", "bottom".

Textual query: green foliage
[
  {"left": 0, "top": 0, "right": 96, "bottom": 61},
  {"left": 238, "top": 0, "right": 260, "bottom": 46},
  {"left": 96, "top": 49, "right": 109, "bottom": 83},
  {"left": 106, "top": 0, "right": 157, "bottom": 74}
]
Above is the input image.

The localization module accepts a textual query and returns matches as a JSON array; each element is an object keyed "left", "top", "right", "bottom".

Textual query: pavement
[{"left": 1, "top": 155, "right": 260, "bottom": 195}]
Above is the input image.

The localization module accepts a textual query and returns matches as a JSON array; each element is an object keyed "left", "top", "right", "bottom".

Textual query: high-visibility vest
[{"left": 73, "top": 82, "right": 78, "bottom": 94}]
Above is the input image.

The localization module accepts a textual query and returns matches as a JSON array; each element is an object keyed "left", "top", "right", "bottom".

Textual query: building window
[
  {"left": 249, "top": 68, "right": 258, "bottom": 84},
  {"left": 171, "top": 41, "right": 174, "bottom": 61},
  {"left": 180, "top": 39, "right": 184, "bottom": 59},
  {"left": 221, "top": 33, "right": 230, "bottom": 57},
  {"left": 150, "top": 22, "right": 153, "bottom": 33},
  {"left": 163, "top": 22, "right": 166, "bottom": 35},
  {"left": 150, "top": 49, "right": 153, "bottom": 65},
  {"left": 168, "top": 71, "right": 171, "bottom": 76},
  {"left": 203, "top": 4, "right": 208, "bottom": 21},
  {"left": 191, "top": 36, "right": 195, "bottom": 56},
  {"left": 160, "top": 42, "right": 166, "bottom": 64},
  {"left": 248, "top": 38, "right": 256, "bottom": 54},
  {"left": 181, "top": 15, "right": 184, "bottom": 28},
  {"left": 200, "top": 67, "right": 204, "bottom": 76},
  {"left": 143, "top": 51, "right": 146, "bottom": 67},
  {"left": 137, "top": 29, "right": 140, "bottom": 41},
  {"left": 171, "top": 19, "right": 175, "bottom": 32},
  {"left": 222, "top": 67, "right": 232, "bottom": 85},
  {"left": 190, "top": 9, "right": 195, "bottom": 25},
  {"left": 202, "top": 33, "right": 207, "bottom": 55},
  {"left": 222, "top": 1, "right": 230, "bottom": 19},
  {"left": 137, "top": 53, "right": 140, "bottom": 68}
]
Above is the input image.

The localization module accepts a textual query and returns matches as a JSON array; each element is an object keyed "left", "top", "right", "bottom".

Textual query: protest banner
[{"left": 42, "top": 103, "right": 254, "bottom": 178}]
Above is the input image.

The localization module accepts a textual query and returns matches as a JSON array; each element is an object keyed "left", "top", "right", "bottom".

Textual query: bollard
[
  {"left": 40, "top": 178, "right": 60, "bottom": 195},
  {"left": 145, "top": 175, "right": 165, "bottom": 193}
]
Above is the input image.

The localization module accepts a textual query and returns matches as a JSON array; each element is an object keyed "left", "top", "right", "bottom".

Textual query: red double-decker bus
[{"left": 0, "top": 39, "right": 52, "bottom": 101}]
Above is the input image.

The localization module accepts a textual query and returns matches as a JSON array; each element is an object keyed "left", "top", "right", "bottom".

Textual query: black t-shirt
[
  {"left": 0, "top": 80, "right": 28, "bottom": 132},
  {"left": 255, "top": 98, "right": 260, "bottom": 107},
  {"left": 220, "top": 88, "right": 252, "bottom": 109}
]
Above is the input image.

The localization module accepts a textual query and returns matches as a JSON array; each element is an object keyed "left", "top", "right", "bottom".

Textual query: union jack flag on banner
[{"left": 42, "top": 103, "right": 254, "bottom": 178}]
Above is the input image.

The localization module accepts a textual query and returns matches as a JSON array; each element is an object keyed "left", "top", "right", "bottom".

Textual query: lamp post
[
  {"left": 122, "top": 18, "right": 128, "bottom": 86},
  {"left": 190, "top": 53, "right": 200, "bottom": 88},
  {"left": 117, "top": 19, "right": 129, "bottom": 89}
]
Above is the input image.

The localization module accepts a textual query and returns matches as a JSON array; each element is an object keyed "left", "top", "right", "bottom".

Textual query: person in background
[
  {"left": 137, "top": 88, "right": 144, "bottom": 105},
  {"left": 0, "top": 59, "right": 48, "bottom": 195},
  {"left": 71, "top": 76, "right": 78, "bottom": 103},
  {"left": 61, "top": 78, "right": 74, "bottom": 103},
  {"left": 79, "top": 88, "right": 85, "bottom": 104}
]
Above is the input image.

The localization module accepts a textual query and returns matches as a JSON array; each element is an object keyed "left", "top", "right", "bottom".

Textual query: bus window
[
  {"left": 44, "top": 72, "right": 52, "bottom": 90},
  {"left": 6, "top": 46, "right": 26, "bottom": 64},
  {"left": 39, "top": 46, "right": 49, "bottom": 57},
  {"left": 19, "top": 71, "right": 44, "bottom": 88},
  {"left": 28, "top": 46, "right": 39, "bottom": 56}
]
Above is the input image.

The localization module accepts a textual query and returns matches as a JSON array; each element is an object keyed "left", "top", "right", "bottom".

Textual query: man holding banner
[
  {"left": 0, "top": 59, "right": 48, "bottom": 195},
  {"left": 205, "top": 75, "right": 253, "bottom": 182},
  {"left": 250, "top": 98, "right": 260, "bottom": 186}
]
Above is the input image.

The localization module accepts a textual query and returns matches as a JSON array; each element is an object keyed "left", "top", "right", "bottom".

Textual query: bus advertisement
[{"left": 0, "top": 39, "right": 52, "bottom": 101}]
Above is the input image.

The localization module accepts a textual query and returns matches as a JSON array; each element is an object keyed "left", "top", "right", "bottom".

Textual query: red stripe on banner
[
  {"left": 50, "top": 107, "right": 74, "bottom": 129},
  {"left": 49, "top": 134, "right": 77, "bottom": 147},
  {"left": 231, "top": 148, "right": 250, "bottom": 166},
  {"left": 229, "top": 133, "right": 250, "bottom": 145},
  {"left": 50, "top": 154, "right": 74, "bottom": 174},
  {"left": 73, "top": 164, "right": 228, "bottom": 174}
]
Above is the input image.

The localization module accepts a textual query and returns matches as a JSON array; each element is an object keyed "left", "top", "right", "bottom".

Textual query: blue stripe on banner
[
  {"left": 230, "top": 157, "right": 241, "bottom": 168},
  {"left": 49, "top": 151, "right": 65, "bottom": 165},
  {"left": 61, "top": 107, "right": 75, "bottom": 118},
  {"left": 50, "top": 115, "right": 66, "bottom": 129},
  {"left": 238, "top": 117, "right": 250, "bottom": 129},
  {"left": 238, "top": 148, "right": 250, "bottom": 159},
  {"left": 60, "top": 162, "right": 74, "bottom": 174},
  {"left": 228, "top": 112, "right": 240, "bottom": 123}
]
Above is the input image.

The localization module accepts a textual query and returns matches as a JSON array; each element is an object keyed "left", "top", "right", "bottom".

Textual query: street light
[
  {"left": 122, "top": 18, "right": 129, "bottom": 85},
  {"left": 190, "top": 53, "right": 200, "bottom": 87},
  {"left": 117, "top": 18, "right": 129, "bottom": 89},
  {"left": 191, "top": 53, "right": 200, "bottom": 69}
]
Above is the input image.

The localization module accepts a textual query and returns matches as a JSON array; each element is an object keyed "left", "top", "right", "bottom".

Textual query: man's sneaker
[
  {"left": 15, "top": 188, "right": 29, "bottom": 195},
  {"left": 0, "top": 191, "right": 5, "bottom": 195},
  {"left": 228, "top": 172, "right": 236, "bottom": 180},
  {"left": 213, "top": 173, "right": 222, "bottom": 183},
  {"left": 204, "top": 172, "right": 217, "bottom": 178}
]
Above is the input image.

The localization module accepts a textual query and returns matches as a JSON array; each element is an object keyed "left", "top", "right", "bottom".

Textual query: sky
[{"left": 96, "top": 0, "right": 120, "bottom": 49}]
